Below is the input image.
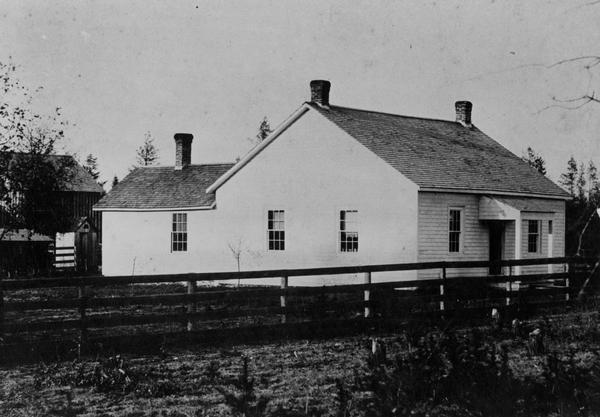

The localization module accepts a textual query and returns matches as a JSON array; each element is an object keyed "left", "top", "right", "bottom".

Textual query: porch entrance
[{"left": 488, "top": 222, "right": 504, "bottom": 275}]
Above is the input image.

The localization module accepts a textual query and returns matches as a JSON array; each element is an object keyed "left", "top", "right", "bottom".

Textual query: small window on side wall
[
  {"left": 267, "top": 210, "right": 285, "bottom": 251},
  {"left": 448, "top": 208, "right": 462, "bottom": 253},
  {"left": 171, "top": 213, "right": 187, "bottom": 252},
  {"left": 528, "top": 220, "right": 540, "bottom": 253},
  {"left": 340, "top": 210, "right": 358, "bottom": 252}
]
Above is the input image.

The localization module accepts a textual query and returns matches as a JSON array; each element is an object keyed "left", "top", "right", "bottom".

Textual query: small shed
[{"left": 55, "top": 216, "right": 99, "bottom": 272}]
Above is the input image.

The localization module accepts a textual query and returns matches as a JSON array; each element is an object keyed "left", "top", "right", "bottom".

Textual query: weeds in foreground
[
  {"left": 34, "top": 354, "right": 177, "bottom": 398},
  {"left": 352, "top": 327, "right": 600, "bottom": 417}
]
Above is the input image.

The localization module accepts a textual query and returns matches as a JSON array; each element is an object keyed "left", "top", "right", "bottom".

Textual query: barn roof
[
  {"left": 2, "top": 153, "right": 103, "bottom": 193},
  {"left": 309, "top": 104, "right": 570, "bottom": 199},
  {"left": 93, "top": 164, "right": 234, "bottom": 210}
]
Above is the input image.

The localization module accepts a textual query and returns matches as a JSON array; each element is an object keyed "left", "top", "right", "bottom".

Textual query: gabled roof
[
  {"left": 94, "top": 164, "right": 234, "bottom": 211},
  {"left": 309, "top": 104, "right": 570, "bottom": 199},
  {"left": 208, "top": 103, "right": 569, "bottom": 200},
  {"left": 2, "top": 153, "right": 104, "bottom": 193}
]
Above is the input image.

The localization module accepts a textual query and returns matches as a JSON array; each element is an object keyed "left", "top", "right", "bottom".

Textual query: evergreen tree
[
  {"left": 559, "top": 157, "right": 578, "bottom": 196},
  {"left": 256, "top": 117, "right": 272, "bottom": 142},
  {"left": 588, "top": 160, "right": 599, "bottom": 202},
  {"left": 577, "top": 162, "right": 587, "bottom": 201},
  {"left": 83, "top": 154, "right": 100, "bottom": 180},
  {"left": 521, "top": 147, "right": 547, "bottom": 175},
  {"left": 136, "top": 131, "right": 158, "bottom": 166},
  {"left": 248, "top": 117, "right": 272, "bottom": 146}
]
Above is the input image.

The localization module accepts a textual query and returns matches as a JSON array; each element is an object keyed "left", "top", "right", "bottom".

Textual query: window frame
[
  {"left": 267, "top": 209, "right": 285, "bottom": 251},
  {"left": 527, "top": 219, "right": 541, "bottom": 254},
  {"left": 448, "top": 207, "right": 463, "bottom": 253},
  {"left": 339, "top": 209, "right": 359, "bottom": 253},
  {"left": 171, "top": 212, "right": 188, "bottom": 252}
]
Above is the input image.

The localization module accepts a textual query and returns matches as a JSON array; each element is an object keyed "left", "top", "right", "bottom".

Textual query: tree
[
  {"left": 83, "top": 153, "right": 100, "bottom": 180},
  {"left": 111, "top": 175, "right": 119, "bottom": 188},
  {"left": 576, "top": 162, "right": 587, "bottom": 201},
  {"left": 559, "top": 157, "right": 578, "bottom": 197},
  {"left": 521, "top": 147, "right": 547, "bottom": 175},
  {"left": 136, "top": 131, "right": 158, "bottom": 166},
  {"left": 588, "top": 160, "right": 599, "bottom": 201},
  {"left": 248, "top": 117, "right": 272, "bottom": 146},
  {"left": 0, "top": 60, "right": 75, "bottom": 243}
]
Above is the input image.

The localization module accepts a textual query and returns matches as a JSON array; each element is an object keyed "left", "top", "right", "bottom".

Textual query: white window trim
[
  {"left": 527, "top": 219, "right": 542, "bottom": 254},
  {"left": 170, "top": 212, "right": 188, "bottom": 253},
  {"left": 338, "top": 209, "right": 359, "bottom": 254},
  {"left": 266, "top": 209, "right": 286, "bottom": 252},
  {"left": 448, "top": 207, "right": 464, "bottom": 254}
]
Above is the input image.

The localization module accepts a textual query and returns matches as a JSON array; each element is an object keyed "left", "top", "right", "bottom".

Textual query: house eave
[
  {"left": 418, "top": 187, "right": 571, "bottom": 201},
  {"left": 93, "top": 202, "right": 216, "bottom": 212}
]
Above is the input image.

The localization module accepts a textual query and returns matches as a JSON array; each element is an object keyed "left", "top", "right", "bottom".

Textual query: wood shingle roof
[
  {"left": 94, "top": 164, "right": 233, "bottom": 210},
  {"left": 310, "top": 104, "right": 569, "bottom": 198}
]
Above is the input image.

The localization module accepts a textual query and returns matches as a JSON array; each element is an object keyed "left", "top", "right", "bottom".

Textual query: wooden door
[{"left": 489, "top": 222, "right": 504, "bottom": 275}]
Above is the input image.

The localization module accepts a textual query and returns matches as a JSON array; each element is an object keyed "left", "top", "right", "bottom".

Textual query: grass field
[{"left": 2, "top": 303, "right": 600, "bottom": 417}]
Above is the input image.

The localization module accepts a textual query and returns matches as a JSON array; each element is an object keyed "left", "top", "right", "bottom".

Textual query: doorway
[{"left": 488, "top": 222, "right": 504, "bottom": 275}]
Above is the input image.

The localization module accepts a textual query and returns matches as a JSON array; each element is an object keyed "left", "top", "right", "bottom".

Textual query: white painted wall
[{"left": 101, "top": 109, "right": 420, "bottom": 285}]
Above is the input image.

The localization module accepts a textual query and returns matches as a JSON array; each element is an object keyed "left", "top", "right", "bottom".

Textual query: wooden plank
[
  {"left": 2, "top": 256, "right": 585, "bottom": 290},
  {"left": 54, "top": 246, "right": 75, "bottom": 251},
  {"left": 4, "top": 306, "right": 285, "bottom": 332},
  {"left": 2, "top": 272, "right": 578, "bottom": 313}
]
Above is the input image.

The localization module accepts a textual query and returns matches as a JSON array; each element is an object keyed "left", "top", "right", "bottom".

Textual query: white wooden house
[{"left": 94, "top": 80, "right": 570, "bottom": 285}]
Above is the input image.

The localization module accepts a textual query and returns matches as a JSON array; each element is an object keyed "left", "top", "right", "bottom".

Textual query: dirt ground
[
  {"left": 2, "top": 306, "right": 600, "bottom": 417},
  {"left": 1, "top": 335, "right": 373, "bottom": 417}
]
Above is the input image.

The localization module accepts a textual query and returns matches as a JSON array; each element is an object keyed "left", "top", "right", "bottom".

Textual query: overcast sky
[{"left": 2, "top": 0, "right": 599, "bottom": 186}]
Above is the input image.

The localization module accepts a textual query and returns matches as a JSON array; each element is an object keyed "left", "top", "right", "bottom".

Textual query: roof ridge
[
  {"left": 309, "top": 102, "right": 465, "bottom": 126},
  {"left": 134, "top": 162, "right": 235, "bottom": 169}
]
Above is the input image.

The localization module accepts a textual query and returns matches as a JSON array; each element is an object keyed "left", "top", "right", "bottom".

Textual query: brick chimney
[
  {"left": 310, "top": 80, "right": 331, "bottom": 107},
  {"left": 455, "top": 101, "right": 473, "bottom": 126},
  {"left": 174, "top": 133, "right": 193, "bottom": 170}
]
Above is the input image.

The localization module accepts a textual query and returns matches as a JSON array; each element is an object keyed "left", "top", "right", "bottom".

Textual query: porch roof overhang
[{"left": 478, "top": 196, "right": 555, "bottom": 220}]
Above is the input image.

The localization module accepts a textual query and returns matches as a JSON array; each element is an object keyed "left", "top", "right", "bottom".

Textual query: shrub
[{"left": 219, "top": 356, "right": 269, "bottom": 417}]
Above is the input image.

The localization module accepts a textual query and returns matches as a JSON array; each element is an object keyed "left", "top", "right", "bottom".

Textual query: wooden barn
[
  {"left": 0, "top": 153, "right": 104, "bottom": 275},
  {"left": 95, "top": 80, "right": 570, "bottom": 285}
]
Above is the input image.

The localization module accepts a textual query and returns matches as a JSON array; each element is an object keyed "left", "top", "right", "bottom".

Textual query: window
[
  {"left": 267, "top": 210, "right": 285, "bottom": 250},
  {"left": 340, "top": 210, "right": 358, "bottom": 252},
  {"left": 448, "top": 209, "right": 461, "bottom": 253},
  {"left": 171, "top": 213, "right": 187, "bottom": 252},
  {"left": 548, "top": 220, "right": 553, "bottom": 235},
  {"left": 528, "top": 220, "right": 540, "bottom": 253}
]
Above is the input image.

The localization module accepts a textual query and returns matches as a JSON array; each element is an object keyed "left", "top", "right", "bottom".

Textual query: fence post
[
  {"left": 0, "top": 275, "right": 4, "bottom": 339},
  {"left": 78, "top": 281, "right": 87, "bottom": 353},
  {"left": 565, "top": 262, "right": 570, "bottom": 301},
  {"left": 364, "top": 272, "right": 371, "bottom": 318},
  {"left": 280, "top": 276, "right": 288, "bottom": 324},
  {"left": 439, "top": 267, "right": 446, "bottom": 311},
  {"left": 505, "top": 273, "right": 512, "bottom": 307},
  {"left": 187, "top": 280, "right": 197, "bottom": 332}
]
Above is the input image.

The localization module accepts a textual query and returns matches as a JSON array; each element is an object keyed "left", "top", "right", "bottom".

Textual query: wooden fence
[{"left": 0, "top": 256, "right": 597, "bottom": 350}]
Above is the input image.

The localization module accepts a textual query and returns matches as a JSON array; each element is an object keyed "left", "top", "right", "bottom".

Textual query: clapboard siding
[
  {"left": 519, "top": 200, "right": 566, "bottom": 274},
  {"left": 417, "top": 192, "right": 488, "bottom": 278},
  {"left": 418, "top": 193, "right": 567, "bottom": 278}
]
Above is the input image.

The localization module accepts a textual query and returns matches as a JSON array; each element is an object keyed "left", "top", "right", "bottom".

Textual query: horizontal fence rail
[{"left": 0, "top": 256, "right": 597, "bottom": 351}]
